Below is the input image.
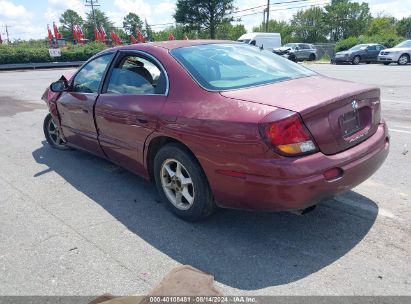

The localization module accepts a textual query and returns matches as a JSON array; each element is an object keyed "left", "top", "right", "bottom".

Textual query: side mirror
[
  {"left": 295, "top": 46, "right": 300, "bottom": 50},
  {"left": 50, "top": 80, "right": 68, "bottom": 92}
]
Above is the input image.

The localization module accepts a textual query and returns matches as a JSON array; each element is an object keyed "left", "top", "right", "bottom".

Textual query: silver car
[
  {"left": 283, "top": 43, "right": 317, "bottom": 61},
  {"left": 378, "top": 40, "right": 411, "bottom": 65}
]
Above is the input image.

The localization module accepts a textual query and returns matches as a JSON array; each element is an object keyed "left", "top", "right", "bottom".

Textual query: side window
[
  {"left": 72, "top": 53, "right": 113, "bottom": 93},
  {"left": 106, "top": 54, "right": 167, "bottom": 95},
  {"left": 250, "top": 40, "right": 256, "bottom": 46},
  {"left": 376, "top": 45, "right": 384, "bottom": 51},
  {"left": 368, "top": 45, "right": 377, "bottom": 51}
]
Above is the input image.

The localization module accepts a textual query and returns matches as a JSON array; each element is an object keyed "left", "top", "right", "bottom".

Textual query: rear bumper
[{"left": 212, "top": 123, "right": 389, "bottom": 211}]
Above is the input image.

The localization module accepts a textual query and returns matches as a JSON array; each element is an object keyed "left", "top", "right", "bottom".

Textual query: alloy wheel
[
  {"left": 398, "top": 55, "right": 409, "bottom": 65},
  {"left": 160, "top": 159, "right": 195, "bottom": 211},
  {"left": 47, "top": 118, "right": 66, "bottom": 148}
]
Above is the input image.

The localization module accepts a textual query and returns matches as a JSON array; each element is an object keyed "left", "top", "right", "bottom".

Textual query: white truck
[{"left": 237, "top": 32, "right": 282, "bottom": 51}]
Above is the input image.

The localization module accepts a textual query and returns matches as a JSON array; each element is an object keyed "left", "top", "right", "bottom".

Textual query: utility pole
[
  {"left": 262, "top": 9, "right": 267, "bottom": 31},
  {"left": 0, "top": 25, "right": 11, "bottom": 42},
  {"left": 85, "top": 0, "right": 100, "bottom": 26},
  {"left": 265, "top": 0, "right": 270, "bottom": 32}
]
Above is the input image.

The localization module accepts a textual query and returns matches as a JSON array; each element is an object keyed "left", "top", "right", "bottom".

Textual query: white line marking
[
  {"left": 392, "top": 125, "right": 411, "bottom": 129},
  {"left": 389, "top": 128, "right": 411, "bottom": 134}
]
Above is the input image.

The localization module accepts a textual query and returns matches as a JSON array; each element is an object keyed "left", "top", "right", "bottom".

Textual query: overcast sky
[{"left": 0, "top": 0, "right": 410, "bottom": 40}]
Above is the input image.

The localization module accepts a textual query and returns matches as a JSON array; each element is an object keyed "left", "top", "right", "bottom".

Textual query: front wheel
[
  {"left": 383, "top": 62, "right": 390, "bottom": 65},
  {"left": 43, "top": 113, "right": 68, "bottom": 149},
  {"left": 154, "top": 143, "right": 215, "bottom": 221},
  {"left": 352, "top": 56, "right": 360, "bottom": 65},
  {"left": 398, "top": 54, "right": 409, "bottom": 65}
]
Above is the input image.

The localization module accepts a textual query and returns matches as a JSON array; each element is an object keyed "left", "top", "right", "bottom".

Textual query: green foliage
[
  {"left": 215, "top": 23, "right": 246, "bottom": 40},
  {"left": 253, "top": 20, "right": 294, "bottom": 44},
  {"left": 324, "top": 0, "right": 372, "bottom": 41},
  {"left": 123, "top": 12, "right": 144, "bottom": 35},
  {"left": 335, "top": 33, "right": 405, "bottom": 52},
  {"left": 396, "top": 17, "right": 411, "bottom": 37},
  {"left": 59, "top": 9, "right": 84, "bottom": 41},
  {"left": 174, "top": 0, "right": 235, "bottom": 38},
  {"left": 84, "top": 9, "right": 114, "bottom": 40},
  {"left": 0, "top": 42, "right": 107, "bottom": 64},
  {"left": 367, "top": 16, "right": 397, "bottom": 36},
  {"left": 291, "top": 7, "right": 327, "bottom": 43}
]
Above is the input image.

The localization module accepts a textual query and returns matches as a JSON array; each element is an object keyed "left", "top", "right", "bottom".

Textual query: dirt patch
[{"left": 0, "top": 96, "right": 45, "bottom": 117}]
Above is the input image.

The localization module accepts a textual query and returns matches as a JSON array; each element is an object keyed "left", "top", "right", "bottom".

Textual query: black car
[{"left": 333, "top": 44, "right": 386, "bottom": 65}]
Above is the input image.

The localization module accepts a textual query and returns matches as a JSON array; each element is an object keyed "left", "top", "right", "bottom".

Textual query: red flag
[
  {"left": 130, "top": 34, "right": 137, "bottom": 44},
  {"left": 168, "top": 33, "right": 175, "bottom": 40},
  {"left": 99, "top": 25, "right": 107, "bottom": 41},
  {"left": 73, "top": 25, "right": 78, "bottom": 41},
  {"left": 111, "top": 31, "right": 121, "bottom": 45},
  {"left": 53, "top": 22, "right": 62, "bottom": 39},
  {"left": 94, "top": 26, "right": 101, "bottom": 41},
  {"left": 47, "top": 24, "right": 54, "bottom": 46},
  {"left": 184, "top": 34, "right": 189, "bottom": 40},
  {"left": 136, "top": 31, "right": 145, "bottom": 43},
  {"left": 78, "top": 25, "right": 84, "bottom": 40}
]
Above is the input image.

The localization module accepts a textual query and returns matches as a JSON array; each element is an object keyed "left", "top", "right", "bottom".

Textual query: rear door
[
  {"left": 366, "top": 45, "right": 379, "bottom": 60},
  {"left": 95, "top": 51, "right": 168, "bottom": 176},
  {"left": 57, "top": 52, "right": 114, "bottom": 156}
]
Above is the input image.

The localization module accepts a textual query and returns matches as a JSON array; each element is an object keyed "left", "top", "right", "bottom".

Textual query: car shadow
[{"left": 32, "top": 142, "right": 378, "bottom": 290}]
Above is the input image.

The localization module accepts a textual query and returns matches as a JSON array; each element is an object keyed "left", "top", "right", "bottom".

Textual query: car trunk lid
[{"left": 220, "top": 75, "right": 381, "bottom": 155}]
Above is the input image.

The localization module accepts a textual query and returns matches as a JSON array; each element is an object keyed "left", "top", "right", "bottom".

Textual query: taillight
[{"left": 259, "top": 112, "right": 318, "bottom": 156}]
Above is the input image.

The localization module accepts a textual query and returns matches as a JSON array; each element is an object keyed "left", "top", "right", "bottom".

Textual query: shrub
[{"left": 0, "top": 41, "right": 108, "bottom": 65}]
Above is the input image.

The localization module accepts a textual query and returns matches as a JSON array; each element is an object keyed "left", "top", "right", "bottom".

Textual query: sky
[{"left": 0, "top": 0, "right": 411, "bottom": 40}]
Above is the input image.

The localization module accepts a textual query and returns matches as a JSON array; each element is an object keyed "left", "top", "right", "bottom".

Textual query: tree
[
  {"left": 396, "top": 17, "right": 411, "bottom": 37},
  {"left": 253, "top": 20, "right": 294, "bottom": 44},
  {"left": 145, "top": 18, "right": 153, "bottom": 41},
  {"left": 291, "top": 7, "right": 327, "bottom": 42},
  {"left": 367, "top": 16, "right": 397, "bottom": 36},
  {"left": 324, "top": 0, "right": 372, "bottom": 41},
  {"left": 215, "top": 22, "right": 246, "bottom": 40},
  {"left": 59, "top": 9, "right": 84, "bottom": 41},
  {"left": 84, "top": 9, "right": 114, "bottom": 40},
  {"left": 123, "top": 12, "right": 144, "bottom": 35},
  {"left": 174, "top": 0, "right": 235, "bottom": 39}
]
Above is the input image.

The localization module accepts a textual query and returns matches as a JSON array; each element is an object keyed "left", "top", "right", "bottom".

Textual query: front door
[
  {"left": 95, "top": 51, "right": 168, "bottom": 176},
  {"left": 57, "top": 53, "right": 114, "bottom": 156}
]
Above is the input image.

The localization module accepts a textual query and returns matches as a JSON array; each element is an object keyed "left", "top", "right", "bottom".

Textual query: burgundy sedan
[{"left": 42, "top": 40, "right": 389, "bottom": 221}]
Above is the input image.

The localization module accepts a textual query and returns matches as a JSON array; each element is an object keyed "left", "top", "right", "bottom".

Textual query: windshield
[
  {"left": 171, "top": 43, "right": 316, "bottom": 91},
  {"left": 395, "top": 40, "right": 411, "bottom": 48},
  {"left": 350, "top": 44, "right": 367, "bottom": 51}
]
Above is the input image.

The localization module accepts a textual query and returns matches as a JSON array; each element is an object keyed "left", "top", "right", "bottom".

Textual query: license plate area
[{"left": 339, "top": 111, "right": 361, "bottom": 137}]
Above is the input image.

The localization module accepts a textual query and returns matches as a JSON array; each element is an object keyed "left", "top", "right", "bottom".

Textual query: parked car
[
  {"left": 378, "top": 40, "right": 411, "bottom": 65},
  {"left": 333, "top": 44, "right": 385, "bottom": 65},
  {"left": 237, "top": 32, "right": 281, "bottom": 51},
  {"left": 43, "top": 41, "right": 389, "bottom": 221},
  {"left": 272, "top": 46, "right": 297, "bottom": 62},
  {"left": 283, "top": 43, "right": 317, "bottom": 61}
]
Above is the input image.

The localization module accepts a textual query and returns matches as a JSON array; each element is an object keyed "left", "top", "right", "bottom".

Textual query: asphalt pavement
[{"left": 0, "top": 64, "right": 410, "bottom": 296}]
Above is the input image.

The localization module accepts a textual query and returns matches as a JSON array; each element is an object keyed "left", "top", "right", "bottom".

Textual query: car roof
[{"left": 105, "top": 40, "right": 234, "bottom": 53}]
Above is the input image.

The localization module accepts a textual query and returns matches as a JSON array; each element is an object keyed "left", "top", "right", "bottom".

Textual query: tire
[
  {"left": 309, "top": 53, "right": 316, "bottom": 61},
  {"left": 154, "top": 143, "right": 215, "bottom": 221},
  {"left": 398, "top": 54, "right": 409, "bottom": 65},
  {"left": 352, "top": 56, "right": 360, "bottom": 65},
  {"left": 43, "top": 113, "right": 69, "bottom": 149},
  {"left": 383, "top": 62, "right": 390, "bottom": 65},
  {"left": 366, "top": 61, "right": 371, "bottom": 64}
]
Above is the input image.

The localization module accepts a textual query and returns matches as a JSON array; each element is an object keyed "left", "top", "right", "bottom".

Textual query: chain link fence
[{"left": 313, "top": 43, "right": 336, "bottom": 60}]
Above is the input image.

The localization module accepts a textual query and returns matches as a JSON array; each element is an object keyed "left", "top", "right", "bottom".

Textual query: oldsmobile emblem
[{"left": 351, "top": 100, "right": 359, "bottom": 110}]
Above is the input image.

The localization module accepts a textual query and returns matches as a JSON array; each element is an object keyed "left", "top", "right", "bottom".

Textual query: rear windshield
[{"left": 171, "top": 43, "right": 316, "bottom": 91}]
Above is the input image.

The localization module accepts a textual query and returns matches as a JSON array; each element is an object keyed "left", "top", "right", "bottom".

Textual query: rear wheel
[
  {"left": 398, "top": 54, "right": 409, "bottom": 65},
  {"left": 309, "top": 53, "right": 316, "bottom": 61},
  {"left": 383, "top": 62, "right": 390, "bottom": 65},
  {"left": 352, "top": 56, "right": 360, "bottom": 65},
  {"left": 43, "top": 113, "right": 68, "bottom": 149},
  {"left": 154, "top": 143, "right": 215, "bottom": 221}
]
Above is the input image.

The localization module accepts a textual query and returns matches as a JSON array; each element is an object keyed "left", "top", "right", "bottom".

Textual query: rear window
[{"left": 171, "top": 43, "right": 316, "bottom": 91}]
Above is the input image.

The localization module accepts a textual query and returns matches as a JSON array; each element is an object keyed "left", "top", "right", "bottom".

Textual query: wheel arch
[{"left": 145, "top": 135, "right": 205, "bottom": 183}]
